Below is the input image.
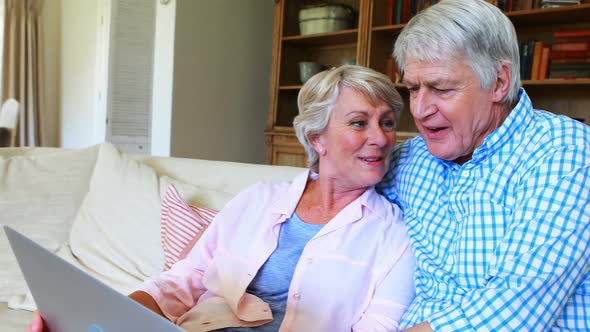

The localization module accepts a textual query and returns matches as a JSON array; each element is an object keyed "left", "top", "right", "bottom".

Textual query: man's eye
[{"left": 407, "top": 86, "right": 419, "bottom": 95}]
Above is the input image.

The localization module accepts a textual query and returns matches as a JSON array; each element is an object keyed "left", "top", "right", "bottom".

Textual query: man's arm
[{"left": 426, "top": 160, "right": 590, "bottom": 330}]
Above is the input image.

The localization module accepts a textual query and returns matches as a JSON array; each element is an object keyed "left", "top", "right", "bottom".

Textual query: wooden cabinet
[{"left": 265, "top": 1, "right": 590, "bottom": 167}]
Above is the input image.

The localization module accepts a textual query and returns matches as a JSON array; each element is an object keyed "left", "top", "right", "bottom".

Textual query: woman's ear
[
  {"left": 309, "top": 134, "right": 325, "bottom": 155},
  {"left": 492, "top": 62, "right": 511, "bottom": 103}
]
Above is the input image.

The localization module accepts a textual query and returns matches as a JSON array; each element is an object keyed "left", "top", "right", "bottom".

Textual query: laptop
[{"left": 4, "top": 225, "right": 184, "bottom": 332}]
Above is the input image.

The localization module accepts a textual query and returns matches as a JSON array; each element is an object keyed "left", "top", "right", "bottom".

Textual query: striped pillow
[{"left": 160, "top": 184, "right": 217, "bottom": 270}]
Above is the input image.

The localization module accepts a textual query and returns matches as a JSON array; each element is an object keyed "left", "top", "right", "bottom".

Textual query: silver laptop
[{"left": 4, "top": 225, "right": 184, "bottom": 332}]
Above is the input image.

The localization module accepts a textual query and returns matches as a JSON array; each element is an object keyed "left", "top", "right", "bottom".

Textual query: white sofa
[{"left": 0, "top": 143, "right": 304, "bottom": 332}]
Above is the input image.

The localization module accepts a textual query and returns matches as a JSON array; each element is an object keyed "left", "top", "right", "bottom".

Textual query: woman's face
[{"left": 312, "top": 86, "right": 397, "bottom": 190}]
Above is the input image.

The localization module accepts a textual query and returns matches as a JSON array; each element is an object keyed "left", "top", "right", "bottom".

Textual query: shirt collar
[
  {"left": 271, "top": 170, "right": 389, "bottom": 224},
  {"left": 271, "top": 170, "right": 311, "bottom": 218}
]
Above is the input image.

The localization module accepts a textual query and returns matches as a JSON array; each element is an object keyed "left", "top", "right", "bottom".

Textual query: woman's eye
[
  {"left": 351, "top": 121, "right": 367, "bottom": 128},
  {"left": 382, "top": 119, "right": 396, "bottom": 131}
]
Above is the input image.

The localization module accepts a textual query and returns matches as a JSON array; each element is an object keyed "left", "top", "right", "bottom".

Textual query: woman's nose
[{"left": 368, "top": 124, "right": 390, "bottom": 147}]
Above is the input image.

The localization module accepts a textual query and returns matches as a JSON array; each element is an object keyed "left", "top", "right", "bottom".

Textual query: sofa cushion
[
  {"left": 159, "top": 175, "right": 233, "bottom": 211},
  {"left": 160, "top": 183, "right": 217, "bottom": 270},
  {"left": 69, "top": 143, "right": 164, "bottom": 295},
  {"left": 0, "top": 145, "right": 99, "bottom": 302}
]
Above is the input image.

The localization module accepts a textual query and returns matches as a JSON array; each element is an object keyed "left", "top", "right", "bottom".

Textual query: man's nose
[{"left": 411, "top": 89, "right": 436, "bottom": 120}]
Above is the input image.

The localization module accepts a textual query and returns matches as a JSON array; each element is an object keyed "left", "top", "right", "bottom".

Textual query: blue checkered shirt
[{"left": 377, "top": 89, "right": 590, "bottom": 331}]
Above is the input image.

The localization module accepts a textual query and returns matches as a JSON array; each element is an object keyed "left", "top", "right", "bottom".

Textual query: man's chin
[{"left": 425, "top": 142, "right": 454, "bottom": 161}]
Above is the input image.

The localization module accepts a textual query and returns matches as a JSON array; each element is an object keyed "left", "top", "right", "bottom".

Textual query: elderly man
[{"left": 378, "top": 0, "right": 590, "bottom": 331}]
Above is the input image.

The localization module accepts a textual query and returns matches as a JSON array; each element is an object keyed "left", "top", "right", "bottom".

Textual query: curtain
[{"left": 2, "top": 0, "right": 43, "bottom": 146}]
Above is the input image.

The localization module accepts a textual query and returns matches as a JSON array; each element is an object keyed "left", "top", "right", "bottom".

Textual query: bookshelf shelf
[
  {"left": 371, "top": 24, "right": 405, "bottom": 33},
  {"left": 522, "top": 79, "right": 590, "bottom": 86},
  {"left": 278, "top": 85, "right": 302, "bottom": 90},
  {"left": 507, "top": 4, "right": 590, "bottom": 26},
  {"left": 282, "top": 29, "right": 359, "bottom": 46},
  {"left": 265, "top": 0, "right": 590, "bottom": 167}
]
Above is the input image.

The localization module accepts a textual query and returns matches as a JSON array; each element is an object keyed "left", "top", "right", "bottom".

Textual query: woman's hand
[{"left": 27, "top": 310, "right": 47, "bottom": 332}]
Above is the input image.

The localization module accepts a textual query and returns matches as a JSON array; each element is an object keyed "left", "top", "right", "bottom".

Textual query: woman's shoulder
[{"left": 231, "top": 170, "right": 308, "bottom": 205}]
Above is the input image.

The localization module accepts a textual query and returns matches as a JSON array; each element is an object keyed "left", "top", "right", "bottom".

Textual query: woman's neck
[{"left": 295, "top": 176, "right": 366, "bottom": 225}]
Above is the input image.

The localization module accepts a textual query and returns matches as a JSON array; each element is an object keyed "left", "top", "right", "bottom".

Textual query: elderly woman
[{"left": 29, "top": 65, "right": 415, "bottom": 332}]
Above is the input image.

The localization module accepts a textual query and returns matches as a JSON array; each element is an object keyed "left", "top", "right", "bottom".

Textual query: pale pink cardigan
[{"left": 140, "top": 171, "right": 415, "bottom": 331}]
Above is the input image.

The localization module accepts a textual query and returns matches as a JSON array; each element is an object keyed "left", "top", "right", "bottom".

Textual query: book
[
  {"left": 520, "top": 40, "right": 536, "bottom": 79},
  {"left": 551, "top": 57, "right": 590, "bottom": 64},
  {"left": 541, "top": 0, "right": 581, "bottom": 6},
  {"left": 401, "top": 0, "right": 411, "bottom": 23},
  {"left": 541, "top": 0, "right": 580, "bottom": 3},
  {"left": 388, "top": 0, "right": 395, "bottom": 25},
  {"left": 548, "top": 69, "right": 590, "bottom": 79},
  {"left": 519, "top": 41, "right": 528, "bottom": 78},
  {"left": 550, "top": 50, "right": 590, "bottom": 60},
  {"left": 551, "top": 63, "right": 590, "bottom": 70},
  {"left": 553, "top": 30, "right": 590, "bottom": 40},
  {"left": 539, "top": 46, "right": 551, "bottom": 79},
  {"left": 520, "top": 0, "right": 534, "bottom": 10},
  {"left": 551, "top": 42, "right": 590, "bottom": 52},
  {"left": 531, "top": 41, "right": 544, "bottom": 80}
]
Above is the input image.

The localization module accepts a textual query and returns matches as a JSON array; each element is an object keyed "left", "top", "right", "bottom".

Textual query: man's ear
[{"left": 492, "top": 62, "right": 511, "bottom": 103}]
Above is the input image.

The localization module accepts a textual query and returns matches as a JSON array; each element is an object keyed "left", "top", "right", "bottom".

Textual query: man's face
[{"left": 403, "top": 57, "right": 505, "bottom": 164}]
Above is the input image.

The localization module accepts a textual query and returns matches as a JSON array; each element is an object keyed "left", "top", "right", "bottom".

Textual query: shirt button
[{"left": 293, "top": 293, "right": 301, "bottom": 300}]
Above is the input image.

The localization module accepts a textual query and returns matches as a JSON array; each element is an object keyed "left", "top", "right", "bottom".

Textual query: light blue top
[
  {"left": 215, "top": 213, "right": 323, "bottom": 331},
  {"left": 378, "top": 89, "right": 590, "bottom": 331}
]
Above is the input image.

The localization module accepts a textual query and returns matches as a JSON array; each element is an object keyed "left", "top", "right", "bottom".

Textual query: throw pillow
[
  {"left": 159, "top": 175, "right": 234, "bottom": 212},
  {"left": 161, "top": 183, "right": 218, "bottom": 270},
  {"left": 0, "top": 145, "right": 99, "bottom": 302},
  {"left": 69, "top": 143, "right": 164, "bottom": 294}
]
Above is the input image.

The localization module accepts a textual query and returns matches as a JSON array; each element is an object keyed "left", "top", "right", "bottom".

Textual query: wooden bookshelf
[{"left": 265, "top": 1, "right": 590, "bottom": 167}]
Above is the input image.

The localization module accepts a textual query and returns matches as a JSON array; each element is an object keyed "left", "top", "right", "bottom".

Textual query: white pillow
[
  {"left": 0, "top": 145, "right": 98, "bottom": 302},
  {"left": 159, "top": 175, "right": 234, "bottom": 211},
  {"left": 69, "top": 143, "right": 164, "bottom": 293}
]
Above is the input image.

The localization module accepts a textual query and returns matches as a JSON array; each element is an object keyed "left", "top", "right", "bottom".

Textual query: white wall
[
  {"left": 60, "top": 0, "right": 100, "bottom": 148},
  {"left": 151, "top": 0, "right": 176, "bottom": 157},
  {"left": 54, "top": 0, "right": 274, "bottom": 162},
  {"left": 170, "top": 0, "right": 274, "bottom": 164}
]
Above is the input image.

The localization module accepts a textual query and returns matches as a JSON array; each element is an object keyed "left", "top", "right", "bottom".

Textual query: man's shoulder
[
  {"left": 522, "top": 110, "right": 590, "bottom": 167},
  {"left": 391, "top": 136, "right": 440, "bottom": 175},
  {"left": 392, "top": 135, "right": 428, "bottom": 163},
  {"left": 530, "top": 110, "right": 590, "bottom": 147},
  {"left": 378, "top": 136, "right": 437, "bottom": 203}
]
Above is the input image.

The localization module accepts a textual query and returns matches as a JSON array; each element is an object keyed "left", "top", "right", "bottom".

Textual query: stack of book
[
  {"left": 549, "top": 30, "right": 590, "bottom": 79},
  {"left": 520, "top": 40, "right": 551, "bottom": 80},
  {"left": 540, "top": 0, "right": 581, "bottom": 8},
  {"left": 387, "top": 0, "right": 440, "bottom": 25},
  {"left": 387, "top": 0, "right": 584, "bottom": 22},
  {"left": 489, "top": 0, "right": 582, "bottom": 11}
]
